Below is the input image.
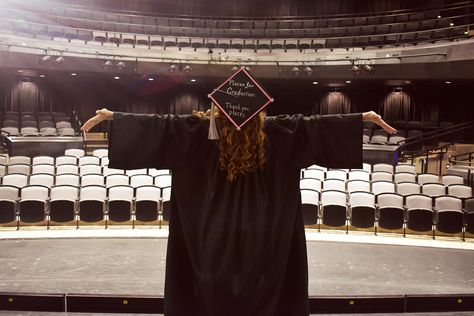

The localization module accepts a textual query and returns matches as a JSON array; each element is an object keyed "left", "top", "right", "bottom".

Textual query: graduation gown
[{"left": 108, "top": 112, "right": 363, "bottom": 316}]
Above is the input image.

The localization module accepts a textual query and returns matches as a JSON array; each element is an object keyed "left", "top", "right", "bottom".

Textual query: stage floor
[{"left": 0, "top": 228, "right": 473, "bottom": 297}]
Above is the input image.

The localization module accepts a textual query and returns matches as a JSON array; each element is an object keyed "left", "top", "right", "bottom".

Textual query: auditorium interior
[{"left": 0, "top": 0, "right": 474, "bottom": 314}]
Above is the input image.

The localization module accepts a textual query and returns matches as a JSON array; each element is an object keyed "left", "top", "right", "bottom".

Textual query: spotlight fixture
[
  {"left": 53, "top": 56, "right": 64, "bottom": 65},
  {"left": 184, "top": 64, "right": 192, "bottom": 74},
  {"left": 116, "top": 61, "right": 126, "bottom": 71},
  {"left": 245, "top": 66, "right": 251, "bottom": 72},
  {"left": 363, "top": 64, "right": 374, "bottom": 74},
  {"left": 231, "top": 65, "right": 239, "bottom": 73},
  {"left": 449, "top": 22, "right": 454, "bottom": 27},
  {"left": 291, "top": 66, "right": 300, "bottom": 77},
  {"left": 348, "top": 64, "right": 360, "bottom": 74},
  {"left": 41, "top": 55, "right": 52, "bottom": 63},
  {"left": 303, "top": 66, "right": 313, "bottom": 76},
  {"left": 169, "top": 64, "right": 177, "bottom": 73},
  {"left": 437, "top": 15, "right": 442, "bottom": 19},
  {"left": 103, "top": 60, "right": 113, "bottom": 70}
]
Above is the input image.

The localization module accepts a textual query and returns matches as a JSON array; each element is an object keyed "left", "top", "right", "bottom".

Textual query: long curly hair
[
  {"left": 218, "top": 111, "right": 266, "bottom": 182},
  {"left": 193, "top": 109, "right": 267, "bottom": 182}
]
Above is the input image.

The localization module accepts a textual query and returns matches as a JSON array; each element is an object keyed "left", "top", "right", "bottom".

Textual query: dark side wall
[{"left": 61, "top": 0, "right": 448, "bottom": 17}]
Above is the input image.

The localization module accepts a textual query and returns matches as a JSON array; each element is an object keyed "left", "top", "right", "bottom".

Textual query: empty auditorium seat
[
  {"left": 434, "top": 196, "right": 463, "bottom": 237},
  {"left": 49, "top": 185, "right": 79, "bottom": 225},
  {"left": 405, "top": 194, "right": 434, "bottom": 235},
  {"left": 300, "top": 188, "right": 320, "bottom": 226},
  {"left": 135, "top": 185, "right": 161, "bottom": 223},
  {"left": 320, "top": 190, "right": 347, "bottom": 230},
  {"left": 376, "top": 192, "right": 405, "bottom": 232},
  {"left": 349, "top": 191, "right": 376, "bottom": 231},
  {"left": 107, "top": 185, "right": 134, "bottom": 223}
]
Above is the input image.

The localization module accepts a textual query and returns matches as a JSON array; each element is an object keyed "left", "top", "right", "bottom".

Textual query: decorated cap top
[{"left": 208, "top": 66, "right": 274, "bottom": 130}]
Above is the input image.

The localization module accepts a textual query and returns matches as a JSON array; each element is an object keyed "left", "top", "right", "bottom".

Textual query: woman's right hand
[{"left": 80, "top": 108, "right": 114, "bottom": 132}]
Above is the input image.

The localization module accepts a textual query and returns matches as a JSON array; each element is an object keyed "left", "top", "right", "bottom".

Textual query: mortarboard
[{"left": 207, "top": 66, "right": 274, "bottom": 139}]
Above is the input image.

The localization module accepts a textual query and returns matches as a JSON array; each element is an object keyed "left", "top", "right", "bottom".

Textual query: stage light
[
  {"left": 303, "top": 66, "right": 313, "bottom": 76},
  {"left": 53, "top": 56, "right": 64, "bottom": 65},
  {"left": 190, "top": 78, "right": 197, "bottom": 82},
  {"left": 39, "top": 74, "right": 45, "bottom": 78},
  {"left": 116, "top": 61, "right": 126, "bottom": 71},
  {"left": 71, "top": 73, "right": 77, "bottom": 76},
  {"left": 437, "top": 15, "right": 442, "bottom": 19},
  {"left": 103, "top": 60, "right": 113, "bottom": 70},
  {"left": 312, "top": 81, "right": 318, "bottom": 85},
  {"left": 450, "top": 22, "right": 454, "bottom": 26},
  {"left": 169, "top": 64, "right": 177, "bottom": 73},
  {"left": 148, "top": 77, "right": 154, "bottom": 81},
  {"left": 184, "top": 64, "right": 192, "bottom": 74},
  {"left": 445, "top": 81, "right": 452, "bottom": 84},
  {"left": 291, "top": 66, "right": 300, "bottom": 77},
  {"left": 231, "top": 65, "right": 239, "bottom": 73},
  {"left": 41, "top": 55, "right": 52, "bottom": 63},
  {"left": 363, "top": 64, "right": 374, "bottom": 74},
  {"left": 349, "top": 64, "right": 361, "bottom": 74},
  {"left": 114, "top": 76, "right": 120, "bottom": 80},
  {"left": 345, "top": 80, "right": 351, "bottom": 84}
]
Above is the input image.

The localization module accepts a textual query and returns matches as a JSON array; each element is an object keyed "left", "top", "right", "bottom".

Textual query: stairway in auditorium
[{"left": 84, "top": 132, "right": 108, "bottom": 155}]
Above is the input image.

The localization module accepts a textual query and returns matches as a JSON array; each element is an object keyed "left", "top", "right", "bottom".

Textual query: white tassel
[{"left": 208, "top": 102, "right": 219, "bottom": 140}]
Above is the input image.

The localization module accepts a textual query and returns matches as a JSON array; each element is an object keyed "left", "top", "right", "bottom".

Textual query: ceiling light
[
  {"left": 437, "top": 15, "right": 441, "bottom": 19},
  {"left": 71, "top": 73, "right": 77, "bottom": 76},
  {"left": 345, "top": 80, "right": 351, "bottom": 83},
  {"left": 449, "top": 22, "right": 454, "bottom": 26},
  {"left": 245, "top": 66, "right": 251, "bottom": 72},
  {"left": 464, "top": 31, "right": 469, "bottom": 35},
  {"left": 17, "top": 70, "right": 23, "bottom": 73},
  {"left": 445, "top": 81, "right": 452, "bottom": 84},
  {"left": 114, "top": 76, "right": 120, "bottom": 80},
  {"left": 148, "top": 77, "right": 154, "bottom": 81},
  {"left": 169, "top": 64, "right": 177, "bottom": 73},
  {"left": 190, "top": 79, "right": 197, "bottom": 82},
  {"left": 405, "top": 80, "right": 411, "bottom": 84},
  {"left": 41, "top": 55, "right": 51, "bottom": 63},
  {"left": 39, "top": 74, "right": 45, "bottom": 78},
  {"left": 312, "top": 81, "right": 318, "bottom": 85}
]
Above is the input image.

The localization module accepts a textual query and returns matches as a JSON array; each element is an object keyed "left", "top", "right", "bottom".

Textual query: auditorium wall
[
  {"left": 62, "top": 0, "right": 448, "bottom": 18},
  {"left": 0, "top": 74, "right": 472, "bottom": 133}
]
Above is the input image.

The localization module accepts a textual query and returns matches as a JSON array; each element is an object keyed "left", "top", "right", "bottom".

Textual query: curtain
[
  {"left": 381, "top": 91, "right": 414, "bottom": 122},
  {"left": 8, "top": 81, "right": 48, "bottom": 113},
  {"left": 318, "top": 92, "right": 352, "bottom": 115}
]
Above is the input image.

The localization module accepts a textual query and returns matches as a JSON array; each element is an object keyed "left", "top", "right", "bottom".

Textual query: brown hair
[
  {"left": 218, "top": 112, "right": 266, "bottom": 182},
  {"left": 193, "top": 109, "right": 266, "bottom": 182}
]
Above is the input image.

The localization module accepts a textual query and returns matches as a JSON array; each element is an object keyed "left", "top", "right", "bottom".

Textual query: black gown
[{"left": 108, "top": 112, "right": 363, "bottom": 316}]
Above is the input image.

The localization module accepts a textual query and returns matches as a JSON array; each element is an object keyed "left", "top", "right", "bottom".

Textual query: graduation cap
[{"left": 207, "top": 66, "right": 274, "bottom": 139}]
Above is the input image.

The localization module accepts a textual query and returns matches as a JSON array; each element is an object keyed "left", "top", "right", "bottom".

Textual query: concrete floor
[{"left": 0, "top": 237, "right": 473, "bottom": 296}]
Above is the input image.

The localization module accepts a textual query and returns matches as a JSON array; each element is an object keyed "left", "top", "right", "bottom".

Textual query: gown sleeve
[
  {"left": 107, "top": 112, "right": 205, "bottom": 170},
  {"left": 268, "top": 113, "right": 363, "bottom": 169}
]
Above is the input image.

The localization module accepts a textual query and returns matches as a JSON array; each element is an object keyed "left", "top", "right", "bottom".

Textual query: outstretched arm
[
  {"left": 362, "top": 111, "right": 397, "bottom": 134},
  {"left": 80, "top": 108, "right": 114, "bottom": 132}
]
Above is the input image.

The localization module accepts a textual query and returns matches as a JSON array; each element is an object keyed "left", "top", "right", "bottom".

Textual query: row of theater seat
[
  {"left": 0, "top": 184, "right": 172, "bottom": 228},
  {"left": 299, "top": 163, "right": 473, "bottom": 239},
  {"left": 300, "top": 189, "right": 474, "bottom": 240},
  {"left": 1, "top": 112, "right": 73, "bottom": 136}
]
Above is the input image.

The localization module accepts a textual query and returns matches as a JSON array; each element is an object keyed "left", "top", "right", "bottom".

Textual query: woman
[{"left": 81, "top": 108, "right": 395, "bottom": 316}]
